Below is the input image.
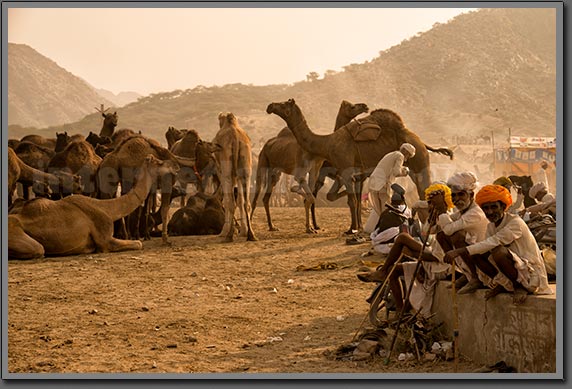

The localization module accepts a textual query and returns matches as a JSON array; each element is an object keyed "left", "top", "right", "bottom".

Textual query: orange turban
[{"left": 475, "top": 184, "right": 513, "bottom": 210}]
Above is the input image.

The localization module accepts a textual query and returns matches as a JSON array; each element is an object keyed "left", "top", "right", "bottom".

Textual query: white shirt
[
  {"left": 437, "top": 201, "right": 488, "bottom": 245},
  {"left": 368, "top": 151, "right": 408, "bottom": 191},
  {"left": 466, "top": 213, "right": 552, "bottom": 295}
]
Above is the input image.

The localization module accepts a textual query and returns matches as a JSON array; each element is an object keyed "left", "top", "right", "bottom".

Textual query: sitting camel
[
  {"left": 251, "top": 100, "right": 368, "bottom": 233},
  {"left": 8, "top": 155, "right": 179, "bottom": 260},
  {"left": 212, "top": 112, "right": 257, "bottom": 242},
  {"left": 167, "top": 192, "right": 225, "bottom": 236}
]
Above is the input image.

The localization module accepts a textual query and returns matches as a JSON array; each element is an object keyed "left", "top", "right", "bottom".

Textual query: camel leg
[
  {"left": 341, "top": 174, "right": 359, "bottom": 234},
  {"left": 8, "top": 218, "right": 45, "bottom": 260},
  {"left": 297, "top": 178, "right": 317, "bottom": 234},
  {"left": 241, "top": 178, "right": 257, "bottom": 242},
  {"left": 220, "top": 181, "right": 236, "bottom": 242},
  {"left": 263, "top": 173, "right": 280, "bottom": 231},
  {"left": 160, "top": 191, "right": 172, "bottom": 245},
  {"left": 106, "top": 237, "right": 143, "bottom": 253}
]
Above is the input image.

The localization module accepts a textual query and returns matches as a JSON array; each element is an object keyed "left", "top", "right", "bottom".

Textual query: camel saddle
[{"left": 341, "top": 118, "right": 382, "bottom": 142}]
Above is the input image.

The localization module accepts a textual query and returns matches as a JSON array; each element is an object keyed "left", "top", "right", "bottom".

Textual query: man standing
[
  {"left": 444, "top": 185, "right": 552, "bottom": 305},
  {"left": 364, "top": 143, "right": 416, "bottom": 233},
  {"left": 436, "top": 172, "right": 489, "bottom": 294}
]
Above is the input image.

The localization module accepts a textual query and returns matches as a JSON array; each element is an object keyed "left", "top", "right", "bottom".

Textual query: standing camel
[
  {"left": 212, "top": 112, "right": 257, "bottom": 242},
  {"left": 251, "top": 100, "right": 368, "bottom": 233},
  {"left": 9, "top": 155, "right": 179, "bottom": 259},
  {"left": 96, "top": 135, "right": 195, "bottom": 243},
  {"left": 267, "top": 98, "right": 453, "bottom": 233}
]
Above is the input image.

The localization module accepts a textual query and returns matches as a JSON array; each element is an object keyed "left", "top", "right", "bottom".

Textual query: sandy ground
[{"left": 7, "top": 207, "right": 482, "bottom": 375}]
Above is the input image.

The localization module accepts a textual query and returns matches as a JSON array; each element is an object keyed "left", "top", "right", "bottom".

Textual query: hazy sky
[{"left": 8, "top": 7, "right": 474, "bottom": 96}]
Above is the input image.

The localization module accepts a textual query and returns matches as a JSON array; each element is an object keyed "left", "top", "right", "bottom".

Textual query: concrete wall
[{"left": 431, "top": 283, "right": 556, "bottom": 373}]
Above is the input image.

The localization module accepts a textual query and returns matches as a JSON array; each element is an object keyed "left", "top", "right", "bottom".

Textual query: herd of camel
[{"left": 8, "top": 98, "right": 455, "bottom": 260}]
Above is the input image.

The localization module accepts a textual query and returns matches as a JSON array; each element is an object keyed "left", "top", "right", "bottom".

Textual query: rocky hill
[
  {"left": 8, "top": 8, "right": 556, "bottom": 148},
  {"left": 95, "top": 88, "right": 142, "bottom": 107},
  {"left": 7, "top": 43, "right": 116, "bottom": 128}
]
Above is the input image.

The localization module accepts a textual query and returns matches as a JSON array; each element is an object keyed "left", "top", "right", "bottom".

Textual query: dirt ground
[{"left": 8, "top": 207, "right": 482, "bottom": 375}]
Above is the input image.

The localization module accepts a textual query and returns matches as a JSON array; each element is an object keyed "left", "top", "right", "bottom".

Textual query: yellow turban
[
  {"left": 475, "top": 184, "right": 513, "bottom": 210},
  {"left": 424, "top": 183, "right": 454, "bottom": 210},
  {"left": 493, "top": 176, "right": 513, "bottom": 188}
]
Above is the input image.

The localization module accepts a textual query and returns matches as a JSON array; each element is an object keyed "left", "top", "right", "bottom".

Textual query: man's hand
[
  {"left": 443, "top": 248, "right": 467, "bottom": 264},
  {"left": 427, "top": 190, "right": 448, "bottom": 220}
]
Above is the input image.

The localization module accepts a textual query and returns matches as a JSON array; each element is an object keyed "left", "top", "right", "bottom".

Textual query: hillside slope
[{"left": 8, "top": 8, "right": 556, "bottom": 146}]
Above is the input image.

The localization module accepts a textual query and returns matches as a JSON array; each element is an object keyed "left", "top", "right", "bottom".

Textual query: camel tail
[{"left": 424, "top": 143, "right": 454, "bottom": 160}]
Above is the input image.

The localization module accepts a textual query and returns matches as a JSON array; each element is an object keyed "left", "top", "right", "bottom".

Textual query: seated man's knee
[{"left": 490, "top": 246, "right": 510, "bottom": 262}]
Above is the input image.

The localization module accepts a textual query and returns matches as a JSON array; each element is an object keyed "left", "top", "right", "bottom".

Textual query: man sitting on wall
[{"left": 443, "top": 184, "right": 553, "bottom": 305}]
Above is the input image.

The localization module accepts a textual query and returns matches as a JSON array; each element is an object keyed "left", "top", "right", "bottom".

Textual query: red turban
[{"left": 475, "top": 185, "right": 513, "bottom": 210}]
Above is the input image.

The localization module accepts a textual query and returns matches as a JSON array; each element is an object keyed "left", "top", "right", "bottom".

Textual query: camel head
[
  {"left": 143, "top": 154, "right": 180, "bottom": 179},
  {"left": 166, "top": 126, "right": 187, "bottom": 142},
  {"left": 266, "top": 99, "right": 301, "bottom": 121},
  {"left": 55, "top": 131, "right": 71, "bottom": 148},
  {"left": 341, "top": 100, "right": 369, "bottom": 118},
  {"left": 218, "top": 112, "right": 239, "bottom": 129},
  {"left": 51, "top": 171, "right": 84, "bottom": 196},
  {"left": 86, "top": 131, "right": 112, "bottom": 146},
  {"left": 103, "top": 112, "right": 118, "bottom": 129}
]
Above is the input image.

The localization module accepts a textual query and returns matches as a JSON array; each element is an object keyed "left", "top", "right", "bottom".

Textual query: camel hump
[{"left": 341, "top": 119, "right": 382, "bottom": 142}]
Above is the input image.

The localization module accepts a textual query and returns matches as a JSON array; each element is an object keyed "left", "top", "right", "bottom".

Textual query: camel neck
[{"left": 287, "top": 118, "right": 330, "bottom": 160}]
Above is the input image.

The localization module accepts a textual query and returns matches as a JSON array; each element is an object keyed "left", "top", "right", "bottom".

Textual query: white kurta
[
  {"left": 466, "top": 213, "right": 552, "bottom": 295},
  {"left": 437, "top": 202, "right": 489, "bottom": 281},
  {"left": 368, "top": 151, "right": 408, "bottom": 191}
]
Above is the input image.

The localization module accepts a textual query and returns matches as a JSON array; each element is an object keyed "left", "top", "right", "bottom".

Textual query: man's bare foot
[
  {"left": 513, "top": 287, "right": 529, "bottom": 305},
  {"left": 484, "top": 285, "right": 506, "bottom": 300}
]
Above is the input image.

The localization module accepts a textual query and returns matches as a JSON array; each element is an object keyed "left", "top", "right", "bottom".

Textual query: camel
[
  {"left": 167, "top": 192, "right": 225, "bottom": 236},
  {"left": 165, "top": 126, "right": 188, "bottom": 149},
  {"left": 8, "top": 155, "right": 179, "bottom": 260},
  {"left": 267, "top": 98, "right": 453, "bottom": 233},
  {"left": 96, "top": 134, "right": 196, "bottom": 243},
  {"left": 55, "top": 132, "right": 85, "bottom": 152},
  {"left": 19, "top": 134, "right": 56, "bottom": 150},
  {"left": 47, "top": 140, "right": 103, "bottom": 197},
  {"left": 9, "top": 139, "right": 21, "bottom": 149},
  {"left": 14, "top": 141, "right": 57, "bottom": 200},
  {"left": 98, "top": 111, "right": 118, "bottom": 138},
  {"left": 212, "top": 112, "right": 257, "bottom": 242},
  {"left": 170, "top": 129, "right": 201, "bottom": 205},
  {"left": 86, "top": 131, "right": 112, "bottom": 149},
  {"left": 8, "top": 148, "right": 82, "bottom": 206},
  {"left": 251, "top": 100, "right": 369, "bottom": 233}
]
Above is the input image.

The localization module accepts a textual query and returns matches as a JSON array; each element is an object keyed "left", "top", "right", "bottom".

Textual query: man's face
[
  {"left": 451, "top": 189, "right": 472, "bottom": 212},
  {"left": 480, "top": 201, "right": 505, "bottom": 224}
]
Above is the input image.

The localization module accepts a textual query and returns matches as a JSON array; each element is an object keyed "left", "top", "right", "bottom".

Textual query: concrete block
[{"left": 431, "top": 282, "right": 556, "bottom": 373}]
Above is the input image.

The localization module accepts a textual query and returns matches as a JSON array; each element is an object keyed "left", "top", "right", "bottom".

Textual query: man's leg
[
  {"left": 488, "top": 246, "right": 529, "bottom": 305},
  {"left": 358, "top": 233, "right": 421, "bottom": 282}
]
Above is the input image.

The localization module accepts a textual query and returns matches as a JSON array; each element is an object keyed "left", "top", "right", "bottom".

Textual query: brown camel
[
  {"left": 14, "top": 141, "right": 57, "bottom": 200},
  {"left": 96, "top": 135, "right": 195, "bottom": 243},
  {"left": 8, "top": 154, "right": 179, "bottom": 259},
  {"left": 165, "top": 126, "right": 188, "bottom": 149},
  {"left": 170, "top": 129, "right": 201, "bottom": 205},
  {"left": 212, "top": 112, "right": 257, "bottom": 242},
  {"left": 251, "top": 100, "right": 369, "bottom": 233},
  {"left": 167, "top": 192, "right": 225, "bottom": 236},
  {"left": 98, "top": 111, "right": 118, "bottom": 138},
  {"left": 19, "top": 134, "right": 56, "bottom": 150},
  {"left": 55, "top": 132, "right": 85, "bottom": 152},
  {"left": 8, "top": 148, "right": 82, "bottom": 206},
  {"left": 267, "top": 98, "right": 453, "bottom": 233},
  {"left": 47, "top": 140, "right": 103, "bottom": 197}
]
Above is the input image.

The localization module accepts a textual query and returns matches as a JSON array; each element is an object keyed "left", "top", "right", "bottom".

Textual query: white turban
[
  {"left": 400, "top": 143, "right": 416, "bottom": 157},
  {"left": 447, "top": 172, "right": 478, "bottom": 192},
  {"left": 529, "top": 182, "right": 546, "bottom": 199}
]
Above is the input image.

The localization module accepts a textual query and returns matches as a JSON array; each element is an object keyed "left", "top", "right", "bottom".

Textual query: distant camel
[
  {"left": 251, "top": 100, "right": 369, "bottom": 233},
  {"left": 212, "top": 112, "right": 257, "bottom": 242},
  {"left": 8, "top": 148, "right": 82, "bottom": 206},
  {"left": 47, "top": 140, "right": 102, "bottom": 197},
  {"left": 8, "top": 155, "right": 179, "bottom": 259},
  {"left": 19, "top": 134, "right": 56, "bottom": 150},
  {"left": 267, "top": 99, "right": 453, "bottom": 233},
  {"left": 165, "top": 126, "right": 188, "bottom": 149},
  {"left": 98, "top": 111, "right": 118, "bottom": 138}
]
